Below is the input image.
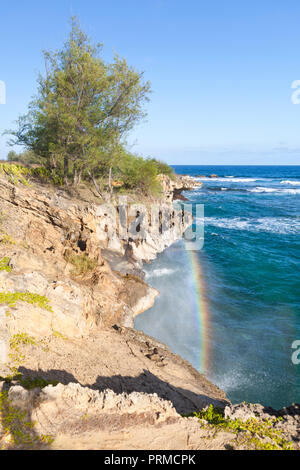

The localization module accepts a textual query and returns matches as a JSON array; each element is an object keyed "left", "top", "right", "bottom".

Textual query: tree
[
  {"left": 7, "top": 18, "right": 151, "bottom": 189},
  {"left": 7, "top": 150, "right": 18, "bottom": 162}
]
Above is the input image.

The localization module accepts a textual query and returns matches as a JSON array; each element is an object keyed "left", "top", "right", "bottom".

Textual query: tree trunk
[
  {"left": 64, "top": 155, "right": 69, "bottom": 186},
  {"left": 88, "top": 170, "right": 106, "bottom": 200},
  {"left": 73, "top": 168, "right": 83, "bottom": 187},
  {"left": 77, "top": 169, "right": 82, "bottom": 186},
  {"left": 108, "top": 167, "right": 113, "bottom": 195}
]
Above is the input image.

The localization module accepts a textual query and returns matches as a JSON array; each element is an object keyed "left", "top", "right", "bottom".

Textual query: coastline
[{"left": 1, "top": 168, "right": 299, "bottom": 450}]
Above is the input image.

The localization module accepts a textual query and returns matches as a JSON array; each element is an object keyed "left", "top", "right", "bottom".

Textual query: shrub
[
  {"left": 116, "top": 153, "right": 161, "bottom": 196},
  {"left": 0, "top": 163, "right": 63, "bottom": 186},
  {"left": 149, "top": 158, "right": 175, "bottom": 179},
  {"left": 194, "top": 404, "right": 294, "bottom": 450},
  {"left": 66, "top": 253, "right": 97, "bottom": 277},
  {"left": 0, "top": 257, "right": 12, "bottom": 272}
]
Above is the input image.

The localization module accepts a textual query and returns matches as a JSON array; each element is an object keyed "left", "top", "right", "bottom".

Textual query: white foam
[
  {"left": 194, "top": 177, "right": 258, "bottom": 182},
  {"left": 204, "top": 217, "right": 300, "bottom": 234},
  {"left": 146, "top": 268, "right": 177, "bottom": 279},
  {"left": 250, "top": 187, "right": 277, "bottom": 193},
  {"left": 250, "top": 187, "right": 300, "bottom": 195},
  {"left": 280, "top": 180, "right": 300, "bottom": 186},
  {"left": 281, "top": 188, "right": 300, "bottom": 195}
]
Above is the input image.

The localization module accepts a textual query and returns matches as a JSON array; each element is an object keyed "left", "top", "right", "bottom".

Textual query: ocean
[{"left": 135, "top": 165, "right": 300, "bottom": 408}]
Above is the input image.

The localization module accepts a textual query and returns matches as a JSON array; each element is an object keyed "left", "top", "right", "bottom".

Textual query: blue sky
[{"left": 1, "top": 0, "right": 300, "bottom": 164}]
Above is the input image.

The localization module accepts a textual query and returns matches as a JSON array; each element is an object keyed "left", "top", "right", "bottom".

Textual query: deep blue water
[{"left": 135, "top": 166, "right": 300, "bottom": 408}]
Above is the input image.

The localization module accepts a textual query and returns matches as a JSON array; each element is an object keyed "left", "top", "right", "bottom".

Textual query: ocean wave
[
  {"left": 204, "top": 217, "right": 300, "bottom": 234},
  {"left": 194, "top": 177, "right": 258, "bottom": 182},
  {"left": 250, "top": 187, "right": 277, "bottom": 193},
  {"left": 280, "top": 180, "right": 300, "bottom": 186},
  {"left": 146, "top": 267, "right": 177, "bottom": 279},
  {"left": 249, "top": 187, "right": 300, "bottom": 195}
]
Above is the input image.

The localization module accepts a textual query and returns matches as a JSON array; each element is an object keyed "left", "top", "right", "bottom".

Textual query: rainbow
[{"left": 185, "top": 247, "right": 211, "bottom": 373}]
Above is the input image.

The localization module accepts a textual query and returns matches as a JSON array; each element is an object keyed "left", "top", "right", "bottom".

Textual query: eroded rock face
[
  {"left": 158, "top": 175, "right": 202, "bottom": 203},
  {"left": 0, "top": 381, "right": 233, "bottom": 450},
  {"left": 2, "top": 380, "right": 299, "bottom": 450},
  {"left": 224, "top": 402, "right": 300, "bottom": 447},
  {"left": 0, "top": 173, "right": 233, "bottom": 451},
  {"left": 0, "top": 177, "right": 159, "bottom": 347}
]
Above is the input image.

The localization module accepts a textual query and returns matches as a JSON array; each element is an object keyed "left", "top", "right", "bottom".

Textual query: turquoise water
[{"left": 135, "top": 166, "right": 300, "bottom": 408}]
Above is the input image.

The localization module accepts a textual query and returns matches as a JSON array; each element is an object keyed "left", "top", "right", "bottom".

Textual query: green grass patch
[
  {"left": 0, "top": 292, "right": 53, "bottom": 312},
  {"left": 0, "top": 257, "right": 12, "bottom": 272},
  {"left": 0, "top": 232, "right": 16, "bottom": 246},
  {"left": 0, "top": 390, "right": 54, "bottom": 448},
  {"left": 66, "top": 253, "right": 97, "bottom": 277},
  {"left": 194, "top": 405, "right": 293, "bottom": 451}
]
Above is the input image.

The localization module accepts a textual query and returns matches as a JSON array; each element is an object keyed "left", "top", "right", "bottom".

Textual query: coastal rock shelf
[{"left": 0, "top": 380, "right": 230, "bottom": 450}]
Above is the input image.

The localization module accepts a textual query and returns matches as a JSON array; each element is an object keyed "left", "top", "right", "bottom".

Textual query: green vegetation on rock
[
  {"left": 0, "top": 162, "right": 63, "bottom": 187},
  {"left": 0, "top": 292, "right": 53, "bottom": 312},
  {"left": 0, "top": 390, "right": 54, "bottom": 449},
  {"left": 194, "top": 405, "right": 293, "bottom": 451},
  {"left": 66, "top": 253, "right": 98, "bottom": 277},
  {"left": 0, "top": 257, "right": 12, "bottom": 272}
]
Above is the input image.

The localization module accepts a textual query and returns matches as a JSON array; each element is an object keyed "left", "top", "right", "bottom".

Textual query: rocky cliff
[
  {"left": 1, "top": 170, "right": 297, "bottom": 451},
  {"left": 0, "top": 170, "right": 231, "bottom": 449}
]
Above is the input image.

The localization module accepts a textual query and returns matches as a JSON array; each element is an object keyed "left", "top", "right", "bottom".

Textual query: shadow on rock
[{"left": 91, "top": 369, "right": 228, "bottom": 415}]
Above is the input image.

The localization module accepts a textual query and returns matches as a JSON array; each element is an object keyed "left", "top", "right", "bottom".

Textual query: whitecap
[
  {"left": 250, "top": 187, "right": 277, "bottom": 193},
  {"left": 281, "top": 188, "right": 300, "bottom": 195},
  {"left": 280, "top": 180, "right": 300, "bottom": 186},
  {"left": 194, "top": 177, "right": 258, "bottom": 182},
  {"left": 203, "top": 217, "right": 300, "bottom": 234},
  {"left": 249, "top": 187, "right": 300, "bottom": 195}
]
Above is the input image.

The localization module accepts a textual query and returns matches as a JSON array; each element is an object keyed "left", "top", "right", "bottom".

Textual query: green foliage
[
  {"left": 149, "top": 158, "right": 175, "bottom": 179},
  {"left": 7, "top": 150, "right": 19, "bottom": 162},
  {"left": 52, "top": 330, "right": 68, "bottom": 341},
  {"left": 7, "top": 333, "right": 49, "bottom": 376},
  {"left": 194, "top": 405, "right": 294, "bottom": 451},
  {"left": 0, "top": 390, "right": 54, "bottom": 448},
  {"left": 0, "top": 374, "right": 58, "bottom": 390},
  {"left": 0, "top": 292, "right": 53, "bottom": 312},
  {"left": 0, "top": 162, "right": 63, "bottom": 186},
  {"left": 20, "top": 376, "right": 59, "bottom": 390},
  {"left": 9, "top": 333, "right": 38, "bottom": 351},
  {"left": 0, "top": 163, "right": 32, "bottom": 186},
  {"left": 0, "top": 257, "right": 12, "bottom": 272},
  {"left": 66, "top": 253, "right": 98, "bottom": 277},
  {"left": 0, "top": 233, "right": 16, "bottom": 246},
  {"left": 115, "top": 151, "right": 162, "bottom": 195},
  {"left": 8, "top": 18, "right": 151, "bottom": 188},
  {"left": 7, "top": 149, "right": 41, "bottom": 165}
]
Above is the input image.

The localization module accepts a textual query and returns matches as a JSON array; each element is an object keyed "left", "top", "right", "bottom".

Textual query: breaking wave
[
  {"left": 280, "top": 180, "right": 300, "bottom": 186},
  {"left": 194, "top": 177, "right": 259, "bottom": 182},
  {"left": 249, "top": 187, "right": 300, "bottom": 195},
  {"left": 204, "top": 216, "right": 300, "bottom": 234}
]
